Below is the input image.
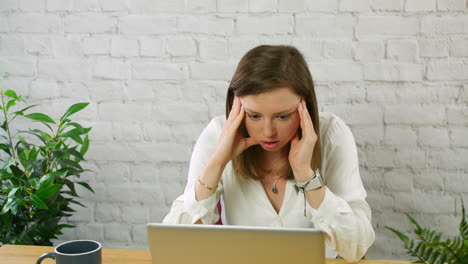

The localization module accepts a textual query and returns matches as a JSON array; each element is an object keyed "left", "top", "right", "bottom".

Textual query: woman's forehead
[{"left": 240, "top": 88, "right": 301, "bottom": 114}]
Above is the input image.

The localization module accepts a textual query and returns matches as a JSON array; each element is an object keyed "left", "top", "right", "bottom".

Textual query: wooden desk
[{"left": 0, "top": 245, "right": 411, "bottom": 264}]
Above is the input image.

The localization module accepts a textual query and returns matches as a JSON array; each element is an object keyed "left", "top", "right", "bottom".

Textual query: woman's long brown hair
[{"left": 226, "top": 45, "right": 322, "bottom": 181}]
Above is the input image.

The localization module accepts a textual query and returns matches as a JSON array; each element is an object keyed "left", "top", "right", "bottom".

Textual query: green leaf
[
  {"left": 386, "top": 226, "right": 410, "bottom": 246},
  {"left": 76, "top": 181, "right": 94, "bottom": 193},
  {"left": 55, "top": 148, "right": 85, "bottom": 161},
  {"left": 36, "top": 184, "right": 61, "bottom": 200},
  {"left": 80, "top": 135, "right": 89, "bottom": 156},
  {"left": 6, "top": 99, "right": 16, "bottom": 110},
  {"left": 58, "top": 159, "right": 83, "bottom": 170},
  {"left": 24, "top": 113, "right": 56, "bottom": 124},
  {"left": 4, "top": 90, "right": 18, "bottom": 99},
  {"left": 29, "top": 178, "right": 41, "bottom": 190},
  {"left": 60, "top": 102, "right": 89, "bottom": 121},
  {"left": 62, "top": 127, "right": 91, "bottom": 139},
  {"left": 30, "top": 194, "right": 48, "bottom": 209},
  {"left": 13, "top": 104, "right": 37, "bottom": 116}
]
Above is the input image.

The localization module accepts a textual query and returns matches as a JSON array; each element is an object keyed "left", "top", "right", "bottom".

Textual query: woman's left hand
[{"left": 289, "top": 99, "right": 317, "bottom": 182}]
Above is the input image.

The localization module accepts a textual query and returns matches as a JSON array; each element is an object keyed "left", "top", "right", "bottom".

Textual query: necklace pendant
[{"left": 272, "top": 186, "right": 278, "bottom": 194}]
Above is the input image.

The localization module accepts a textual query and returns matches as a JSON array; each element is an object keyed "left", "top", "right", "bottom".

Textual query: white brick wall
[{"left": 0, "top": 1, "right": 467, "bottom": 261}]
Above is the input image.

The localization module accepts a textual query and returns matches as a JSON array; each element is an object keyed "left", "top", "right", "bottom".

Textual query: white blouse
[{"left": 163, "top": 112, "right": 375, "bottom": 263}]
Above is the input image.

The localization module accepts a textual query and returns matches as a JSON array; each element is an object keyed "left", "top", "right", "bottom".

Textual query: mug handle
[{"left": 36, "top": 252, "right": 56, "bottom": 264}]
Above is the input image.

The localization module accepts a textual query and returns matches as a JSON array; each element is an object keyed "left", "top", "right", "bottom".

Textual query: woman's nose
[{"left": 263, "top": 122, "right": 276, "bottom": 138}]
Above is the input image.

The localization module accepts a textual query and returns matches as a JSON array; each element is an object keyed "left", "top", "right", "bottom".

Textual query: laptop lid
[{"left": 147, "top": 223, "right": 325, "bottom": 264}]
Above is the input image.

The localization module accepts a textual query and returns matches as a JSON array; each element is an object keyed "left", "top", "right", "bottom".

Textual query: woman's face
[{"left": 240, "top": 87, "right": 301, "bottom": 152}]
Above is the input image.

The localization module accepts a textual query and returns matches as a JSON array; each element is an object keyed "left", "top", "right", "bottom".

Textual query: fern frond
[{"left": 460, "top": 199, "right": 468, "bottom": 240}]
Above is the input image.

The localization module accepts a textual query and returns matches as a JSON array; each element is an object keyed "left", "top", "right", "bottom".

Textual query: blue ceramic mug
[{"left": 36, "top": 240, "right": 101, "bottom": 264}]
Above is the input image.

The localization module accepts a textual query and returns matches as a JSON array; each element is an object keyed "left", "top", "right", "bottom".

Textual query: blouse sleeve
[
  {"left": 309, "top": 116, "right": 375, "bottom": 263},
  {"left": 162, "top": 117, "right": 225, "bottom": 225}
]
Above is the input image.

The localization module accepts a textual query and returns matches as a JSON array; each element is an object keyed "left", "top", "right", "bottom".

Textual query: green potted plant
[
  {"left": 0, "top": 72, "right": 94, "bottom": 245},
  {"left": 386, "top": 199, "right": 468, "bottom": 264}
]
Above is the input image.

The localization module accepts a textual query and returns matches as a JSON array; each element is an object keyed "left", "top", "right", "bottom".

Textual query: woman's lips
[{"left": 261, "top": 141, "right": 279, "bottom": 148}]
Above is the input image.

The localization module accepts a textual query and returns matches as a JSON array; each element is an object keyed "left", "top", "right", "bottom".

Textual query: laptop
[{"left": 147, "top": 223, "right": 325, "bottom": 264}]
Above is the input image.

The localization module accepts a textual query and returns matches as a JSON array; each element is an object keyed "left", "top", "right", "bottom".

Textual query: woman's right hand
[{"left": 210, "top": 96, "right": 258, "bottom": 166}]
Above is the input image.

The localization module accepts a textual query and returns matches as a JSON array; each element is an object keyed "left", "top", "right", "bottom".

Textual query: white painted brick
[
  {"left": 449, "top": 127, "right": 468, "bottom": 147},
  {"left": 371, "top": 0, "right": 403, "bottom": 11},
  {"left": 419, "top": 39, "right": 449, "bottom": 57},
  {"left": 278, "top": 0, "right": 306, "bottom": 12},
  {"left": 385, "top": 105, "right": 445, "bottom": 125},
  {"left": 110, "top": 36, "right": 139, "bottom": 57},
  {"left": 422, "top": 16, "right": 466, "bottom": 35},
  {"left": 88, "top": 121, "right": 113, "bottom": 142},
  {"left": 0, "top": 0, "right": 18, "bottom": 11},
  {"left": 126, "top": 81, "right": 155, "bottom": 101},
  {"left": 65, "top": 14, "right": 116, "bottom": 33},
  {"left": 325, "top": 104, "right": 383, "bottom": 126},
  {"left": 93, "top": 58, "right": 131, "bottom": 80},
  {"left": 73, "top": 0, "right": 101, "bottom": 11},
  {"left": 323, "top": 40, "right": 353, "bottom": 60},
  {"left": 83, "top": 35, "right": 110, "bottom": 55},
  {"left": 394, "top": 192, "right": 455, "bottom": 214},
  {"left": 367, "top": 192, "right": 393, "bottom": 214},
  {"left": 73, "top": 223, "right": 104, "bottom": 242},
  {"left": 132, "top": 62, "right": 185, "bottom": 80},
  {"left": 171, "top": 122, "right": 207, "bottom": 144},
  {"left": 178, "top": 16, "right": 234, "bottom": 35},
  {"left": 29, "top": 79, "right": 58, "bottom": 99},
  {"left": 309, "top": 62, "right": 362, "bottom": 81},
  {"left": 357, "top": 16, "right": 419, "bottom": 37},
  {"left": 139, "top": 37, "right": 165, "bottom": 57},
  {"left": 99, "top": 163, "right": 130, "bottom": 184},
  {"left": 353, "top": 126, "right": 384, "bottom": 146},
  {"left": 132, "top": 224, "right": 149, "bottom": 246},
  {"left": 307, "top": 0, "right": 338, "bottom": 12},
  {"left": 353, "top": 41, "right": 384, "bottom": 62},
  {"left": 296, "top": 15, "right": 353, "bottom": 38},
  {"left": 142, "top": 123, "right": 172, "bottom": 143},
  {"left": 19, "top": 0, "right": 46, "bottom": 12},
  {"left": 101, "top": 0, "right": 127, "bottom": 11},
  {"left": 128, "top": 0, "right": 185, "bottom": 13},
  {"left": 360, "top": 168, "right": 384, "bottom": 190},
  {"left": 447, "top": 106, "right": 468, "bottom": 125},
  {"left": 383, "top": 169, "right": 413, "bottom": 192},
  {"left": 187, "top": 0, "right": 216, "bottom": 13},
  {"left": 384, "top": 126, "right": 417, "bottom": 146},
  {"left": 113, "top": 122, "right": 143, "bottom": 142},
  {"left": 228, "top": 37, "right": 259, "bottom": 59},
  {"left": 0, "top": 37, "right": 24, "bottom": 56},
  {"left": 60, "top": 82, "right": 90, "bottom": 100},
  {"left": 427, "top": 60, "right": 468, "bottom": 80},
  {"left": 120, "top": 206, "right": 148, "bottom": 224},
  {"left": 130, "top": 164, "right": 159, "bottom": 184},
  {"left": 166, "top": 37, "right": 196, "bottom": 57},
  {"left": 449, "top": 38, "right": 468, "bottom": 57},
  {"left": 120, "top": 15, "right": 177, "bottom": 34},
  {"left": 190, "top": 62, "right": 236, "bottom": 80},
  {"left": 405, "top": 0, "right": 436, "bottom": 11},
  {"left": 218, "top": 0, "right": 248, "bottom": 12},
  {"left": 428, "top": 85, "right": 460, "bottom": 103},
  {"left": 428, "top": 149, "right": 468, "bottom": 169},
  {"left": 445, "top": 171, "right": 468, "bottom": 192},
  {"left": 199, "top": 38, "right": 229, "bottom": 60},
  {"left": 395, "top": 148, "right": 426, "bottom": 168},
  {"left": 133, "top": 143, "right": 191, "bottom": 163},
  {"left": 237, "top": 15, "right": 293, "bottom": 35},
  {"left": 416, "top": 126, "right": 450, "bottom": 148},
  {"left": 153, "top": 82, "right": 182, "bottom": 102},
  {"left": 89, "top": 81, "right": 126, "bottom": 102},
  {"left": 437, "top": 0, "right": 466, "bottom": 10},
  {"left": 37, "top": 59, "right": 90, "bottom": 81},
  {"left": 249, "top": 0, "right": 276, "bottom": 12},
  {"left": 153, "top": 103, "right": 210, "bottom": 123},
  {"left": 0, "top": 17, "right": 8, "bottom": 32},
  {"left": 396, "top": 85, "right": 430, "bottom": 103},
  {"left": 364, "top": 63, "right": 422, "bottom": 81},
  {"left": 364, "top": 148, "right": 396, "bottom": 168},
  {"left": 386, "top": 40, "right": 418, "bottom": 62},
  {"left": 46, "top": 0, "right": 72, "bottom": 11},
  {"left": 413, "top": 170, "right": 444, "bottom": 192},
  {"left": 339, "top": 0, "right": 370, "bottom": 12},
  {"left": 290, "top": 38, "right": 321, "bottom": 60},
  {"left": 52, "top": 36, "right": 83, "bottom": 57},
  {"left": 98, "top": 102, "right": 151, "bottom": 121},
  {"left": 332, "top": 84, "right": 366, "bottom": 103},
  {"left": 8, "top": 14, "right": 61, "bottom": 33},
  {"left": 104, "top": 223, "right": 132, "bottom": 243},
  {"left": 0, "top": 57, "right": 36, "bottom": 76},
  {"left": 366, "top": 84, "right": 398, "bottom": 103}
]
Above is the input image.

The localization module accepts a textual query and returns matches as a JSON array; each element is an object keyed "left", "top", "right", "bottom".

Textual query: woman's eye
[
  {"left": 248, "top": 114, "right": 260, "bottom": 120},
  {"left": 277, "top": 115, "right": 289, "bottom": 120}
]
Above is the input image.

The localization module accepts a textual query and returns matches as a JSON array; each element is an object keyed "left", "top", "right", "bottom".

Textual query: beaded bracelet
[{"left": 198, "top": 178, "right": 217, "bottom": 191}]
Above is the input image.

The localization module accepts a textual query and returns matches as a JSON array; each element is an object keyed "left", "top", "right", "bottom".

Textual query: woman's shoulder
[{"left": 318, "top": 112, "right": 353, "bottom": 144}]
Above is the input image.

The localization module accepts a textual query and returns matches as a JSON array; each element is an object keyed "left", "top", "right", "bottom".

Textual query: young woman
[{"left": 163, "top": 45, "right": 375, "bottom": 262}]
